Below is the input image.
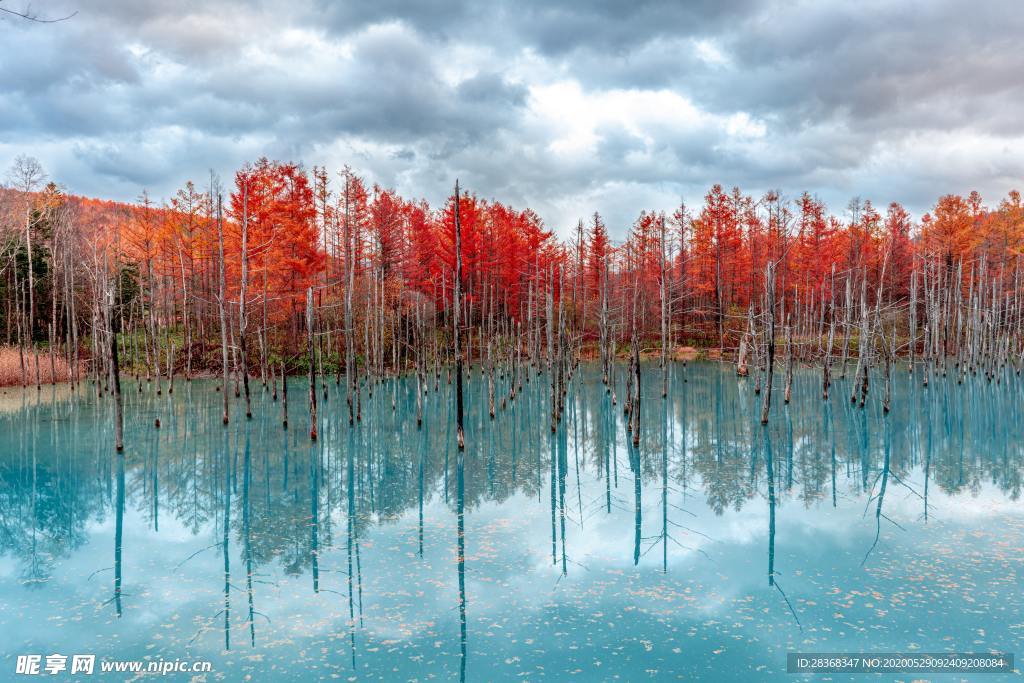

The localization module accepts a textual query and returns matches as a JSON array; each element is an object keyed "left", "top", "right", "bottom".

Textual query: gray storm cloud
[{"left": 1, "top": 0, "right": 1021, "bottom": 236}]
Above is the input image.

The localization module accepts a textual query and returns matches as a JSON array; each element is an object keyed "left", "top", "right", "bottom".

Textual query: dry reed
[{"left": 0, "top": 346, "right": 72, "bottom": 386}]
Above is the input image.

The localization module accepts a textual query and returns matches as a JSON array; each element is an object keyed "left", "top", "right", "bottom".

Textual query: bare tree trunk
[
  {"left": 344, "top": 172, "right": 357, "bottom": 426},
  {"left": 660, "top": 214, "right": 669, "bottom": 398},
  {"left": 909, "top": 266, "right": 917, "bottom": 375},
  {"left": 106, "top": 282, "right": 124, "bottom": 452},
  {"left": 25, "top": 208, "right": 41, "bottom": 390},
  {"left": 548, "top": 266, "right": 557, "bottom": 432},
  {"left": 307, "top": 288, "right": 318, "bottom": 441},
  {"left": 168, "top": 342, "right": 175, "bottom": 395},
  {"left": 760, "top": 262, "right": 776, "bottom": 425},
  {"left": 823, "top": 265, "right": 835, "bottom": 399},
  {"left": 281, "top": 361, "right": 288, "bottom": 429},
  {"left": 850, "top": 273, "right": 868, "bottom": 404},
  {"left": 415, "top": 299, "right": 424, "bottom": 428},
  {"left": 216, "top": 194, "right": 230, "bottom": 424},
  {"left": 783, "top": 318, "right": 793, "bottom": 404},
  {"left": 631, "top": 328, "right": 641, "bottom": 447},
  {"left": 600, "top": 254, "right": 610, "bottom": 387},
  {"left": 487, "top": 307, "right": 495, "bottom": 418},
  {"left": 260, "top": 266, "right": 268, "bottom": 388},
  {"left": 453, "top": 180, "right": 465, "bottom": 451},
  {"left": 239, "top": 183, "right": 252, "bottom": 419},
  {"left": 840, "top": 274, "right": 852, "bottom": 379}
]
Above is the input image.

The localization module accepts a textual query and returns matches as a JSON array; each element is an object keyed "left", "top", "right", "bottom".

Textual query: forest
[{"left": 2, "top": 153, "right": 1023, "bottom": 425}]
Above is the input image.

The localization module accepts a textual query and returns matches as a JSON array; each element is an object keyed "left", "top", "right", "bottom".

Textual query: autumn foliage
[{"left": 2, "top": 158, "right": 1023, "bottom": 385}]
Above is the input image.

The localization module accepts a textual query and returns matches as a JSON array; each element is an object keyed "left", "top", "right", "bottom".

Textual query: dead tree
[
  {"left": 239, "top": 181, "right": 252, "bottom": 419},
  {"left": 659, "top": 214, "right": 669, "bottom": 397},
  {"left": 600, "top": 253, "right": 610, "bottom": 387},
  {"left": 453, "top": 180, "right": 465, "bottom": 451},
  {"left": 343, "top": 170, "right": 358, "bottom": 426},
  {"left": 106, "top": 281, "right": 124, "bottom": 452},
  {"left": 760, "top": 262, "right": 776, "bottom": 425},
  {"left": 783, "top": 317, "right": 793, "bottom": 404},
  {"left": 281, "top": 361, "right": 288, "bottom": 429},
  {"left": 216, "top": 192, "right": 230, "bottom": 425},
  {"left": 306, "top": 288, "right": 318, "bottom": 441},
  {"left": 823, "top": 265, "right": 836, "bottom": 399}
]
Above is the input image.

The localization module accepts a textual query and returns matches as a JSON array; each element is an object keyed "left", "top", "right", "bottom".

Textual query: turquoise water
[{"left": 0, "top": 363, "right": 1021, "bottom": 681}]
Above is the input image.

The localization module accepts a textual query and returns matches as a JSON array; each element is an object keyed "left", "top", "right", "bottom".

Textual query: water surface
[{"left": 0, "top": 363, "right": 1021, "bottom": 681}]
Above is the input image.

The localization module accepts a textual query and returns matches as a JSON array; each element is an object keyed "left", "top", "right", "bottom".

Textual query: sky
[{"left": 1, "top": 0, "right": 1022, "bottom": 238}]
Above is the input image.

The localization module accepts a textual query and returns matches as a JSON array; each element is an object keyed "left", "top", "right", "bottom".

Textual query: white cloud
[
  {"left": 694, "top": 38, "right": 729, "bottom": 67},
  {"left": 1, "top": 0, "right": 1022, "bottom": 238},
  {"left": 726, "top": 112, "right": 767, "bottom": 139}
]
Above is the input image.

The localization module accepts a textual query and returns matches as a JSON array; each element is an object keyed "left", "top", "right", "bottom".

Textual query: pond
[{"left": 0, "top": 362, "right": 1021, "bottom": 681}]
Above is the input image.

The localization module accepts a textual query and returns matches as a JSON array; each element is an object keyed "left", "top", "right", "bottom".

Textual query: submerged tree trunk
[
  {"left": 107, "top": 283, "right": 124, "bottom": 452},
  {"left": 660, "top": 214, "right": 669, "bottom": 398},
  {"left": 281, "top": 361, "right": 289, "bottom": 429},
  {"left": 344, "top": 172, "right": 358, "bottom": 426},
  {"left": 216, "top": 194, "right": 230, "bottom": 425},
  {"left": 307, "top": 288, "right": 318, "bottom": 441},
  {"left": 760, "top": 262, "right": 776, "bottom": 425},
  {"left": 453, "top": 180, "right": 465, "bottom": 451},
  {"left": 239, "top": 182, "right": 252, "bottom": 419}
]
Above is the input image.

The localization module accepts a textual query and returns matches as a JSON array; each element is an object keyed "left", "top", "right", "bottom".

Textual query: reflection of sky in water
[{"left": 0, "top": 363, "right": 1021, "bottom": 681}]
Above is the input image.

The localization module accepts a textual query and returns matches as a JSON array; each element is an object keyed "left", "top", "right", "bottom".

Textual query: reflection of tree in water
[
  {"left": 1, "top": 362, "right": 1024, "bottom": 586},
  {"left": 0, "top": 394, "right": 103, "bottom": 587},
  {"left": 0, "top": 461, "right": 96, "bottom": 585}
]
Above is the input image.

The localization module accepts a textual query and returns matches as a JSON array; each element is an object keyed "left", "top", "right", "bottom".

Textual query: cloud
[{"left": 1, "top": 0, "right": 1022, "bottom": 237}]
